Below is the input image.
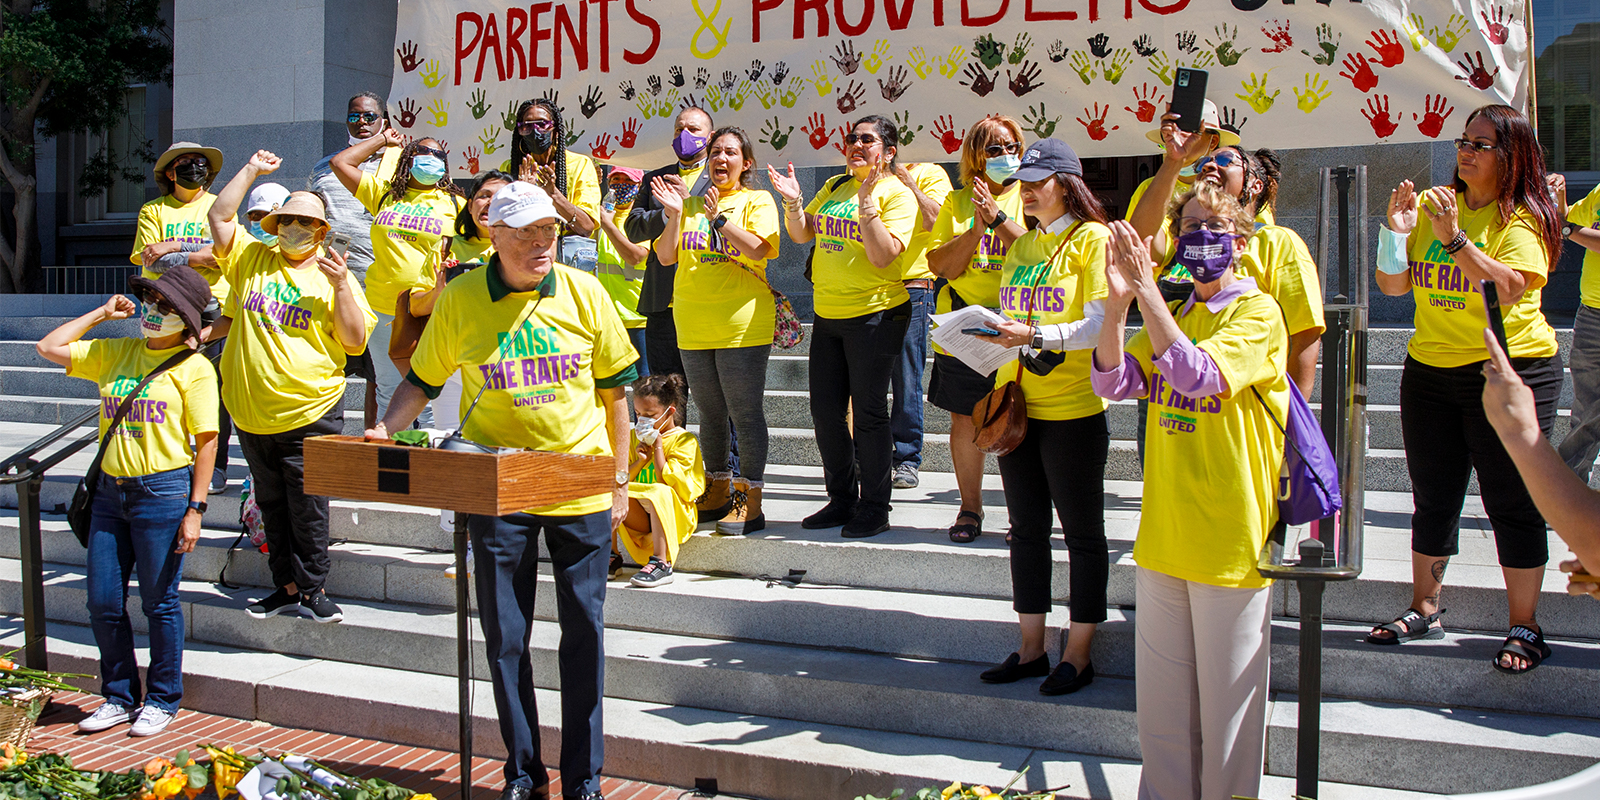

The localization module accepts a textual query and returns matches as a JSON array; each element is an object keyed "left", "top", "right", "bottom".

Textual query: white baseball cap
[
  {"left": 487, "top": 181, "right": 565, "bottom": 229},
  {"left": 1145, "top": 99, "right": 1241, "bottom": 148},
  {"left": 246, "top": 183, "right": 292, "bottom": 215}
]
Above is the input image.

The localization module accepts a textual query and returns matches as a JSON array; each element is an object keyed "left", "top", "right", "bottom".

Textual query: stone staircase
[{"left": 0, "top": 297, "right": 1596, "bottom": 799}]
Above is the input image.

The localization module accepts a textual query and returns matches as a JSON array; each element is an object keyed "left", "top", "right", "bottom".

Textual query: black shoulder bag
[{"left": 68, "top": 348, "right": 202, "bottom": 547}]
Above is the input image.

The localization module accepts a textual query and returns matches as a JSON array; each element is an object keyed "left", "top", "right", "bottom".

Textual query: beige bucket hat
[
  {"left": 260, "top": 191, "right": 329, "bottom": 235},
  {"left": 152, "top": 142, "right": 224, "bottom": 178}
]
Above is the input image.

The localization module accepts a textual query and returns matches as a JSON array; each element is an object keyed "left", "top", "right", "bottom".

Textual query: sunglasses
[
  {"left": 347, "top": 112, "right": 382, "bottom": 125},
  {"left": 1020, "top": 349, "right": 1065, "bottom": 376},
  {"left": 843, "top": 133, "right": 881, "bottom": 146},
  {"left": 1453, "top": 138, "right": 1497, "bottom": 153},
  {"left": 516, "top": 120, "right": 556, "bottom": 134},
  {"left": 984, "top": 142, "right": 1022, "bottom": 158},
  {"left": 138, "top": 292, "right": 176, "bottom": 316},
  {"left": 1177, "top": 216, "right": 1238, "bottom": 235},
  {"left": 493, "top": 222, "right": 562, "bottom": 241},
  {"left": 1195, "top": 151, "right": 1243, "bottom": 171},
  {"left": 414, "top": 146, "right": 446, "bottom": 158}
]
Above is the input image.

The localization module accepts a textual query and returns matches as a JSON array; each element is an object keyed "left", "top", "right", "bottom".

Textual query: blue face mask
[
  {"left": 985, "top": 155, "right": 1021, "bottom": 183},
  {"left": 247, "top": 220, "right": 278, "bottom": 247},
  {"left": 411, "top": 155, "right": 446, "bottom": 185}
]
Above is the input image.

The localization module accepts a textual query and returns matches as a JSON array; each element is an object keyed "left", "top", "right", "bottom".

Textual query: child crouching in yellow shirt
[{"left": 617, "top": 374, "right": 705, "bottom": 587}]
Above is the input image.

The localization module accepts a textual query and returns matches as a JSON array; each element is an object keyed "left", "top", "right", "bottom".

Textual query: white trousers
[{"left": 1135, "top": 567, "right": 1272, "bottom": 800}]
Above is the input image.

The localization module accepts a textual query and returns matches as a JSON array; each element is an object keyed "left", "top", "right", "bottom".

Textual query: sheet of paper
[{"left": 929, "top": 306, "right": 1021, "bottom": 376}]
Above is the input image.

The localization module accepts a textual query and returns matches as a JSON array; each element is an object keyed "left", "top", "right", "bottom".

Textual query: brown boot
[
  {"left": 725, "top": 478, "right": 750, "bottom": 523},
  {"left": 717, "top": 484, "right": 764, "bottom": 536},
  {"left": 696, "top": 473, "right": 733, "bottom": 523}
]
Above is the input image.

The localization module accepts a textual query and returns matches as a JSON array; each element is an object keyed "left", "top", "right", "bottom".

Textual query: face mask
[
  {"left": 1175, "top": 228, "right": 1238, "bottom": 283},
  {"left": 277, "top": 221, "right": 318, "bottom": 256},
  {"left": 174, "top": 161, "right": 209, "bottom": 191},
  {"left": 634, "top": 414, "right": 661, "bottom": 445},
  {"left": 672, "top": 130, "right": 708, "bottom": 160},
  {"left": 611, "top": 184, "right": 640, "bottom": 205},
  {"left": 248, "top": 220, "right": 279, "bottom": 247},
  {"left": 141, "top": 306, "right": 184, "bottom": 339},
  {"left": 521, "top": 130, "right": 554, "bottom": 153},
  {"left": 985, "top": 155, "right": 1021, "bottom": 184},
  {"left": 411, "top": 155, "right": 446, "bottom": 185},
  {"left": 1178, "top": 163, "right": 1200, "bottom": 180}
]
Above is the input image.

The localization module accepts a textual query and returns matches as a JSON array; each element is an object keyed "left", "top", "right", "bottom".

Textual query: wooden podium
[{"left": 303, "top": 435, "right": 612, "bottom": 798}]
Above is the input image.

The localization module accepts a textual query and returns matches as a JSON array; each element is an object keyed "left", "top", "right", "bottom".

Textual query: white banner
[{"left": 387, "top": 0, "right": 1529, "bottom": 176}]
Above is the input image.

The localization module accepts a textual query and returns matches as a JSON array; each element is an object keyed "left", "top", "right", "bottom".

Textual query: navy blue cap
[{"left": 1004, "top": 138, "right": 1083, "bottom": 185}]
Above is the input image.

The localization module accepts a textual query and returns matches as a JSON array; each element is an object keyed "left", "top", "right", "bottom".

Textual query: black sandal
[
  {"left": 948, "top": 510, "right": 983, "bottom": 544},
  {"left": 1365, "top": 607, "right": 1446, "bottom": 645},
  {"left": 1493, "top": 625, "right": 1552, "bottom": 675}
]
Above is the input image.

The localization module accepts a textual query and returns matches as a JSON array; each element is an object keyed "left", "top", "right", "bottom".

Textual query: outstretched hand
[{"left": 767, "top": 162, "right": 803, "bottom": 202}]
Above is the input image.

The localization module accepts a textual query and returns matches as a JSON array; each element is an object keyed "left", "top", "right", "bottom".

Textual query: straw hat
[
  {"left": 1144, "top": 100, "right": 1241, "bottom": 148},
  {"left": 260, "top": 191, "right": 329, "bottom": 235},
  {"left": 152, "top": 142, "right": 224, "bottom": 178}
]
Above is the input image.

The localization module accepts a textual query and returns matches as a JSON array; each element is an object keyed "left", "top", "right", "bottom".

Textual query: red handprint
[
  {"left": 933, "top": 115, "right": 964, "bottom": 154},
  {"left": 1365, "top": 30, "right": 1405, "bottom": 68},
  {"left": 1261, "top": 20, "right": 1292, "bottom": 53},
  {"left": 831, "top": 124, "right": 853, "bottom": 155},
  {"left": 590, "top": 133, "right": 615, "bottom": 161},
  {"left": 1124, "top": 83, "right": 1165, "bottom": 124},
  {"left": 1361, "top": 95, "right": 1398, "bottom": 138},
  {"left": 1414, "top": 94, "right": 1455, "bottom": 139},
  {"left": 463, "top": 147, "right": 481, "bottom": 175},
  {"left": 1075, "top": 103, "right": 1118, "bottom": 142},
  {"left": 395, "top": 98, "right": 419, "bottom": 128},
  {"left": 619, "top": 117, "right": 640, "bottom": 148},
  {"left": 1454, "top": 51, "right": 1501, "bottom": 90},
  {"left": 397, "top": 41, "right": 420, "bottom": 72},
  {"left": 1338, "top": 53, "right": 1379, "bottom": 93},
  {"left": 1480, "top": 6, "right": 1511, "bottom": 45},
  {"left": 802, "top": 112, "right": 832, "bottom": 150}
]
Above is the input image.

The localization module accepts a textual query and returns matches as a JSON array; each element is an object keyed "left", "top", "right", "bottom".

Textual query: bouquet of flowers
[
  {"left": 201, "top": 746, "right": 434, "bottom": 800},
  {"left": 0, "top": 749, "right": 205, "bottom": 800},
  {"left": 855, "top": 768, "right": 1065, "bottom": 800}
]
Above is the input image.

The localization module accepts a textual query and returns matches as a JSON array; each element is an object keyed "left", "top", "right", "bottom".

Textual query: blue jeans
[
  {"left": 561, "top": 236, "right": 598, "bottom": 275},
  {"left": 86, "top": 466, "right": 192, "bottom": 712},
  {"left": 890, "top": 286, "right": 934, "bottom": 468},
  {"left": 627, "top": 327, "right": 650, "bottom": 377},
  {"left": 1560, "top": 304, "right": 1600, "bottom": 481},
  {"left": 470, "top": 509, "right": 609, "bottom": 797}
]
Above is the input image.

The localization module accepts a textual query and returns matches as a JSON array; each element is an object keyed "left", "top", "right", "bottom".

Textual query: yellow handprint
[
  {"left": 1235, "top": 72, "right": 1280, "bottom": 114},
  {"left": 935, "top": 45, "right": 966, "bottom": 78},
  {"left": 779, "top": 76, "right": 806, "bottom": 108},
  {"left": 1068, "top": 50, "right": 1097, "bottom": 85},
  {"left": 728, "top": 80, "right": 752, "bottom": 111},
  {"left": 755, "top": 82, "right": 776, "bottom": 109},
  {"left": 636, "top": 93, "right": 655, "bottom": 120},
  {"left": 705, "top": 84, "right": 725, "bottom": 112},
  {"left": 1433, "top": 13, "right": 1469, "bottom": 53},
  {"left": 1402, "top": 13, "right": 1430, "bottom": 52},
  {"left": 810, "top": 60, "right": 835, "bottom": 96},
  {"left": 426, "top": 99, "right": 449, "bottom": 127},
  {"left": 906, "top": 46, "right": 932, "bottom": 79},
  {"left": 420, "top": 59, "right": 444, "bottom": 88},
  {"left": 1146, "top": 51, "right": 1173, "bottom": 85},
  {"left": 863, "top": 40, "right": 892, "bottom": 74},
  {"left": 1292, "top": 73, "right": 1330, "bottom": 113},
  {"left": 656, "top": 88, "right": 680, "bottom": 118},
  {"left": 478, "top": 126, "right": 502, "bottom": 155}
]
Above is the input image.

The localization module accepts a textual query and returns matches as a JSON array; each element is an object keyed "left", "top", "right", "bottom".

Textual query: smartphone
[
  {"left": 1170, "top": 68, "right": 1210, "bottom": 134},
  {"left": 962, "top": 327, "right": 1001, "bottom": 337},
  {"left": 327, "top": 231, "right": 352, "bottom": 259},
  {"left": 1481, "top": 279, "right": 1510, "bottom": 354}
]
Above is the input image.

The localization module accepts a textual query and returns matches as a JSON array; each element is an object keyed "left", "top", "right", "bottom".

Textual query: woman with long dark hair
[
  {"left": 1368, "top": 104, "right": 1565, "bottom": 675},
  {"left": 769, "top": 115, "right": 917, "bottom": 538},
  {"left": 503, "top": 98, "right": 603, "bottom": 273}
]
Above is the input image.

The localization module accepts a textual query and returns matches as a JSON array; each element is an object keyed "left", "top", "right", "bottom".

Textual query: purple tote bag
[{"left": 1253, "top": 380, "right": 1343, "bottom": 526}]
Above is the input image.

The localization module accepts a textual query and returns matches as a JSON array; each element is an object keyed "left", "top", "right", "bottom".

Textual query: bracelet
[{"left": 1442, "top": 231, "right": 1470, "bottom": 254}]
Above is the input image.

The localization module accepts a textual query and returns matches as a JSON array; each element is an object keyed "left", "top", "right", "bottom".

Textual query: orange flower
[{"left": 144, "top": 758, "right": 174, "bottom": 778}]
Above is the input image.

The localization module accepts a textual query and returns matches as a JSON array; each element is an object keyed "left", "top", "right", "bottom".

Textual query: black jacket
[{"left": 625, "top": 161, "right": 709, "bottom": 314}]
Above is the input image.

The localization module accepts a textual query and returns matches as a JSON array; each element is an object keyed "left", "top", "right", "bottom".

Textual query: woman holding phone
[{"left": 1370, "top": 104, "right": 1565, "bottom": 675}]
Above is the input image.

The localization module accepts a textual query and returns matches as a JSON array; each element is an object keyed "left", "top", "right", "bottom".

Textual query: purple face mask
[
  {"left": 1175, "top": 228, "right": 1238, "bottom": 283},
  {"left": 672, "top": 130, "right": 708, "bottom": 160}
]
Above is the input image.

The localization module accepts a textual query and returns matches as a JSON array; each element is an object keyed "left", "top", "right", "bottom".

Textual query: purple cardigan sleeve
[
  {"left": 1153, "top": 337, "right": 1226, "bottom": 398},
  {"left": 1090, "top": 350, "right": 1149, "bottom": 401}
]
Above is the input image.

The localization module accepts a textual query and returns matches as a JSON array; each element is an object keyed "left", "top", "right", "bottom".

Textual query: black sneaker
[
  {"left": 630, "top": 558, "right": 674, "bottom": 588},
  {"left": 841, "top": 510, "right": 890, "bottom": 539},
  {"left": 246, "top": 588, "right": 300, "bottom": 619},
  {"left": 609, "top": 551, "right": 626, "bottom": 577},
  {"left": 299, "top": 590, "right": 344, "bottom": 623},
  {"left": 801, "top": 500, "right": 855, "bottom": 529}
]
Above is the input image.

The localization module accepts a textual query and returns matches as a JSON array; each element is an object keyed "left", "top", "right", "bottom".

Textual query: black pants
[
  {"left": 809, "top": 302, "right": 912, "bottom": 516},
  {"left": 203, "top": 338, "right": 232, "bottom": 475},
  {"left": 997, "top": 413, "right": 1111, "bottom": 622},
  {"left": 1400, "top": 355, "right": 1561, "bottom": 569},
  {"left": 236, "top": 404, "right": 343, "bottom": 592},
  {"left": 644, "top": 309, "right": 683, "bottom": 378}
]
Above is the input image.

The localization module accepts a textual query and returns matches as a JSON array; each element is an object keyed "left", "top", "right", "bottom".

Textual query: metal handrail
[{"left": 0, "top": 407, "right": 98, "bottom": 480}]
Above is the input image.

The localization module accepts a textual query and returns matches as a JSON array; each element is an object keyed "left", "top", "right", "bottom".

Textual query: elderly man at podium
[{"left": 366, "top": 181, "right": 637, "bottom": 800}]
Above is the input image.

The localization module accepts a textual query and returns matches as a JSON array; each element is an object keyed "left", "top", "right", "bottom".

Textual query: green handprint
[
  {"left": 1009, "top": 33, "right": 1032, "bottom": 65},
  {"left": 863, "top": 39, "right": 892, "bottom": 74},
  {"left": 478, "top": 126, "right": 502, "bottom": 155},
  {"left": 426, "top": 99, "right": 449, "bottom": 127},
  {"left": 656, "top": 88, "right": 679, "bottom": 118},
  {"left": 468, "top": 89, "right": 489, "bottom": 120},
  {"left": 501, "top": 101, "right": 519, "bottom": 130},
  {"left": 1402, "top": 14, "right": 1429, "bottom": 52},
  {"left": 1103, "top": 49, "right": 1132, "bottom": 85},
  {"left": 1185, "top": 49, "right": 1216, "bottom": 70},
  {"left": 635, "top": 93, "right": 656, "bottom": 120},
  {"left": 780, "top": 77, "right": 805, "bottom": 108},
  {"left": 1022, "top": 102, "right": 1060, "bottom": 138},
  {"left": 1235, "top": 71, "right": 1280, "bottom": 114},
  {"left": 705, "top": 84, "right": 725, "bottom": 112},
  {"left": 1069, "top": 50, "right": 1097, "bottom": 85},
  {"left": 755, "top": 82, "right": 776, "bottom": 109},
  {"left": 893, "top": 111, "right": 923, "bottom": 145},
  {"left": 1146, "top": 51, "right": 1173, "bottom": 85},
  {"left": 906, "top": 46, "right": 933, "bottom": 79},
  {"left": 1292, "top": 73, "right": 1330, "bottom": 113},
  {"left": 564, "top": 127, "right": 583, "bottom": 149},
  {"left": 974, "top": 34, "right": 1005, "bottom": 69},
  {"left": 760, "top": 117, "right": 793, "bottom": 150},
  {"left": 1302, "top": 23, "right": 1340, "bottom": 66},
  {"left": 1206, "top": 24, "right": 1249, "bottom": 67},
  {"left": 810, "top": 60, "right": 835, "bottom": 96},
  {"left": 420, "top": 59, "right": 444, "bottom": 88},
  {"left": 728, "top": 80, "right": 752, "bottom": 111},
  {"left": 1433, "top": 13, "right": 1469, "bottom": 52}
]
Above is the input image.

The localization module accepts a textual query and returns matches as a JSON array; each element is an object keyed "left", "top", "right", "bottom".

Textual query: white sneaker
[
  {"left": 77, "top": 702, "right": 136, "bottom": 733},
  {"left": 128, "top": 705, "right": 176, "bottom": 737}
]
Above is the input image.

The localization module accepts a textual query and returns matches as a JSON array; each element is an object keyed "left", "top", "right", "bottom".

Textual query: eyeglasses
[
  {"left": 347, "top": 112, "right": 382, "bottom": 125},
  {"left": 1195, "top": 151, "right": 1243, "bottom": 171},
  {"left": 1453, "top": 138, "right": 1497, "bottom": 153},
  {"left": 138, "top": 292, "right": 175, "bottom": 316},
  {"left": 983, "top": 142, "right": 1022, "bottom": 158},
  {"left": 843, "top": 133, "right": 881, "bottom": 146},
  {"left": 493, "top": 222, "right": 562, "bottom": 241},
  {"left": 516, "top": 120, "right": 556, "bottom": 134},
  {"left": 414, "top": 146, "right": 446, "bottom": 158},
  {"left": 1177, "top": 216, "right": 1237, "bottom": 235}
]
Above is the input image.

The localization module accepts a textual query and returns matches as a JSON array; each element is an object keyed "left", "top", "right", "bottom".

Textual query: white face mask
[
  {"left": 141, "top": 305, "right": 184, "bottom": 339},
  {"left": 635, "top": 415, "right": 660, "bottom": 445},
  {"left": 277, "top": 221, "right": 319, "bottom": 256}
]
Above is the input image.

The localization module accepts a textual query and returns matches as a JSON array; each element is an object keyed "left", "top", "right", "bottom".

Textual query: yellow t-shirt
[
  {"left": 409, "top": 262, "right": 639, "bottom": 516},
  {"left": 672, "top": 188, "right": 780, "bottom": 349},
  {"left": 597, "top": 219, "right": 646, "bottom": 329},
  {"left": 892, "top": 163, "right": 954, "bottom": 282},
  {"left": 1405, "top": 195, "right": 1558, "bottom": 368},
  {"left": 1567, "top": 184, "right": 1600, "bottom": 309},
  {"left": 929, "top": 184, "right": 1025, "bottom": 356},
  {"left": 995, "top": 222, "right": 1112, "bottom": 421},
  {"left": 805, "top": 175, "right": 918, "bottom": 318},
  {"left": 497, "top": 149, "right": 603, "bottom": 232},
  {"left": 1237, "top": 224, "right": 1327, "bottom": 337},
  {"left": 67, "top": 339, "right": 219, "bottom": 479},
  {"left": 133, "top": 193, "right": 230, "bottom": 304},
  {"left": 219, "top": 238, "right": 377, "bottom": 435},
  {"left": 1127, "top": 286, "right": 1289, "bottom": 589},
  {"left": 1127, "top": 175, "right": 1275, "bottom": 274},
  {"left": 452, "top": 235, "right": 495, "bottom": 266},
  {"left": 356, "top": 150, "right": 463, "bottom": 316}
]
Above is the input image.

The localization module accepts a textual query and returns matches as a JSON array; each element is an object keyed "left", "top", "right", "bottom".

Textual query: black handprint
[
  {"left": 748, "top": 60, "right": 766, "bottom": 81},
  {"left": 397, "top": 41, "right": 420, "bottom": 72},
  {"left": 1007, "top": 60, "right": 1043, "bottom": 96},
  {"left": 771, "top": 61, "right": 789, "bottom": 85},
  {"left": 579, "top": 86, "right": 606, "bottom": 119},
  {"left": 1087, "top": 33, "right": 1111, "bottom": 58},
  {"left": 669, "top": 65, "right": 685, "bottom": 87},
  {"left": 647, "top": 75, "right": 662, "bottom": 96},
  {"left": 682, "top": 92, "right": 703, "bottom": 110},
  {"left": 1133, "top": 34, "right": 1158, "bottom": 57},
  {"left": 961, "top": 62, "right": 998, "bottom": 97},
  {"left": 396, "top": 98, "right": 419, "bottom": 129},
  {"left": 974, "top": 34, "right": 1005, "bottom": 69},
  {"left": 618, "top": 81, "right": 636, "bottom": 101},
  {"left": 1048, "top": 40, "right": 1068, "bottom": 63},
  {"left": 695, "top": 67, "right": 710, "bottom": 89},
  {"left": 540, "top": 88, "right": 560, "bottom": 110},
  {"left": 1219, "top": 105, "right": 1247, "bottom": 135},
  {"left": 877, "top": 65, "right": 911, "bottom": 102},
  {"left": 836, "top": 80, "right": 866, "bottom": 114},
  {"left": 1176, "top": 31, "right": 1198, "bottom": 53},
  {"left": 833, "top": 40, "right": 862, "bottom": 75},
  {"left": 720, "top": 70, "right": 738, "bottom": 91}
]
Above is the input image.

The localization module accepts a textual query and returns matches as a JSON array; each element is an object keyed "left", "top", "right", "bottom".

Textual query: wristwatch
[
  {"left": 615, "top": 469, "right": 630, "bottom": 486},
  {"left": 1030, "top": 326, "right": 1044, "bottom": 350},
  {"left": 187, "top": 500, "right": 208, "bottom": 514},
  {"left": 987, "top": 210, "right": 1008, "bottom": 230},
  {"left": 1564, "top": 222, "right": 1579, "bottom": 239},
  {"left": 712, "top": 214, "right": 729, "bottom": 230}
]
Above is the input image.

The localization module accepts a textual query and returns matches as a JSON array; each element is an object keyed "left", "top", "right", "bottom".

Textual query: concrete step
[
  {"left": 0, "top": 617, "right": 1437, "bottom": 800},
  {"left": 0, "top": 366, "right": 368, "bottom": 409},
  {"left": 0, "top": 317, "right": 139, "bottom": 341}
]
